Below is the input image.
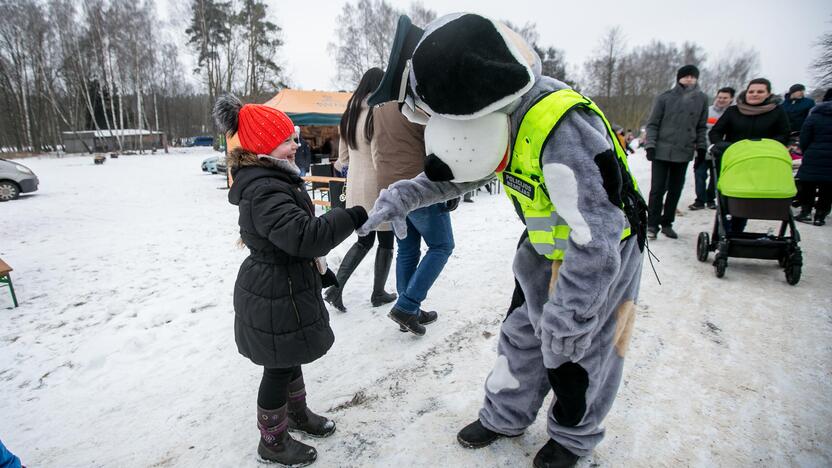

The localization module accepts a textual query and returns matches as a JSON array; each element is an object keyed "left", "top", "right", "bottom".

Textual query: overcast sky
[{"left": 165, "top": 0, "right": 831, "bottom": 94}]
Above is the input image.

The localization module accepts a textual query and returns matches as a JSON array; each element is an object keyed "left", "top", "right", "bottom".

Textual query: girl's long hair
[{"left": 339, "top": 67, "right": 384, "bottom": 150}]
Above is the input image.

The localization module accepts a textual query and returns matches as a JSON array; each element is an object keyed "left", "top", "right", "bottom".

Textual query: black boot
[
  {"left": 795, "top": 207, "right": 813, "bottom": 224},
  {"left": 370, "top": 247, "right": 397, "bottom": 307},
  {"left": 533, "top": 439, "right": 580, "bottom": 468},
  {"left": 257, "top": 405, "right": 317, "bottom": 466},
  {"left": 324, "top": 243, "right": 369, "bottom": 312},
  {"left": 287, "top": 376, "right": 336, "bottom": 438},
  {"left": 399, "top": 309, "right": 438, "bottom": 332},
  {"left": 457, "top": 419, "right": 520, "bottom": 449},
  {"left": 388, "top": 306, "right": 425, "bottom": 336}
]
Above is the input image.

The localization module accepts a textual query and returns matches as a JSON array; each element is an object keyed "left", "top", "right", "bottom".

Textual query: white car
[{"left": 201, "top": 156, "right": 219, "bottom": 174}]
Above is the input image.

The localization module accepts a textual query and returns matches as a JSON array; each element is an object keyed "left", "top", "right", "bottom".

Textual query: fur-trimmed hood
[
  {"left": 227, "top": 147, "right": 300, "bottom": 175},
  {"left": 227, "top": 148, "right": 303, "bottom": 206}
]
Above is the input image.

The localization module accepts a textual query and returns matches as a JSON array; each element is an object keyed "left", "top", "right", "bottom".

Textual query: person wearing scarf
[{"left": 708, "top": 77, "right": 791, "bottom": 232}]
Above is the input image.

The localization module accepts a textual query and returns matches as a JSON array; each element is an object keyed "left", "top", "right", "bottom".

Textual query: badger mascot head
[{"left": 369, "top": 13, "right": 542, "bottom": 183}]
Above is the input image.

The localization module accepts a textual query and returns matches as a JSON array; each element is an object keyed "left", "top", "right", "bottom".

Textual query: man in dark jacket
[
  {"left": 795, "top": 88, "right": 832, "bottom": 225},
  {"left": 645, "top": 64, "right": 709, "bottom": 239},
  {"left": 782, "top": 84, "right": 816, "bottom": 135}
]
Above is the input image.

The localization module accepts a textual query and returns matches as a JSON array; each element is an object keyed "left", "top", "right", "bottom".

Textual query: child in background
[{"left": 213, "top": 94, "right": 367, "bottom": 466}]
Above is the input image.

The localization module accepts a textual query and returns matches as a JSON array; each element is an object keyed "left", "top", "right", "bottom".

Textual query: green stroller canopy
[{"left": 717, "top": 139, "right": 797, "bottom": 199}]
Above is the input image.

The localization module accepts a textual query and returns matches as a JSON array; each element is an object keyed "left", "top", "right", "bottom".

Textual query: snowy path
[{"left": 1, "top": 148, "right": 830, "bottom": 467}]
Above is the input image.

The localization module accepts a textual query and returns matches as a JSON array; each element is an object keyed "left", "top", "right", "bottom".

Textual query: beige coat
[
  {"left": 371, "top": 102, "right": 426, "bottom": 191},
  {"left": 336, "top": 102, "right": 390, "bottom": 231}
]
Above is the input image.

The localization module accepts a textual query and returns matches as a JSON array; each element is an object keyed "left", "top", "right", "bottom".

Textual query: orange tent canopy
[{"left": 264, "top": 89, "right": 353, "bottom": 126}]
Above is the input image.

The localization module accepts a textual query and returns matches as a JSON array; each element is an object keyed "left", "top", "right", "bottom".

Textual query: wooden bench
[{"left": 0, "top": 257, "right": 18, "bottom": 308}]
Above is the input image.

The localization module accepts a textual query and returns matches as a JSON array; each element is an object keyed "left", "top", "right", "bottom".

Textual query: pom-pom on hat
[{"left": 212, "top": 93, "right": 294, "bottom": 155}]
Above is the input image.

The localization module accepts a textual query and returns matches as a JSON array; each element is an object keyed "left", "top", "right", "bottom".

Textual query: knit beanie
[
  {"left": 212, "top": 94, "right": 294, "bottom": 155},
  {"left": 788, "top": 83, "right": 806, "bottom": 94},
  {"left": 676, "top": 64, "right": 700, "bottom": 82}
]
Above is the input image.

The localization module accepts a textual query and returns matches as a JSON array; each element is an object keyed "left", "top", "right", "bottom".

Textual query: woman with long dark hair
[{"left": 325, "top": 67, "right": 397, "bottom": 312}]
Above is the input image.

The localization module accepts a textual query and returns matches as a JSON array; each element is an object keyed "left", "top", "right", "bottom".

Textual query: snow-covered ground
[{"left": 1, "top": 147, "right": 830, "bottom": 467}]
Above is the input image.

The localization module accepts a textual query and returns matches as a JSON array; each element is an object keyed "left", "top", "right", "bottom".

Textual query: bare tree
[
  {"left": 408, "top": 1, "right": 437, "bottom": 27},
  {"left": 703, "top": 44, "right": 759, "bottom": 96},
  {"left": 810, "top": 23, "right": 832, "bottom": 88},
  {"left": 329, "top": 0, "right": 433, "bottom": 88},
  {"left": 583, "top": 26, "right": 627, "bottom": 100}
]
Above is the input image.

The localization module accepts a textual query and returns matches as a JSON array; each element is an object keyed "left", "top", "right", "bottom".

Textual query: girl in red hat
[{"left": 214, "top": 94, "right": 368, "bottom": 466}]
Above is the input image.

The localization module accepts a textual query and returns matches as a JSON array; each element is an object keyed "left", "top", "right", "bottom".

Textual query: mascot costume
[{"left": 358, "top": 13, "right": 648, "bottom": 468}]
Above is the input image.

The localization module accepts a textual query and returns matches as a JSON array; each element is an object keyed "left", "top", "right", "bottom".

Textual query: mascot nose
[{"left": 424, "top": 154, "right": 455, "bottom": 181}]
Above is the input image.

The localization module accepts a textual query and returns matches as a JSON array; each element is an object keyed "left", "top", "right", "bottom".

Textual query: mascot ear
[
  {"left": 368, "top": 16, "right": 424, "bottom": 106},
  {"left": 425, "top": 154, "right": 455, "bottom": 181}
]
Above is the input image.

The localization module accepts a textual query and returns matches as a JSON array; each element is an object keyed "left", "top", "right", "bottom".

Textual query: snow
[{"left": 1, "top": 147, "right": 830, "bottom": 467}]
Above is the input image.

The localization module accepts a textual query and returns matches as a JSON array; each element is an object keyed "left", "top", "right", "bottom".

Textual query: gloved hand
[
  {"left": 443, "top": 197, "right": 461, "bottom": 212},
  {"left": 693, "top": 148, "right": 706, "bottom": 170},
  {"left": 645, "top": 148, "right": 655, "bottom": 161},
  {"left": 345, "top": 206, "right": 368, "bottom": 229},
  {"left": 538, "top": 312, "right": 599, "bottom": 362},
  {"left": 321, "top": 268, "right": 339, "bottom": 288},
  {"left": 357, "top": 188, "right": 410, "bottom": 239}
]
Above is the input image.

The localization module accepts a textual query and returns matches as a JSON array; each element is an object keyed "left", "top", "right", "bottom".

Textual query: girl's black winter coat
[{"left": 228, "top": 159, "right": 355, "bottom": 368}]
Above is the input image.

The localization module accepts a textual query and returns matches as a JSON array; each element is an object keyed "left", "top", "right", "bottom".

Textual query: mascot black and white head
[{"left": 369, "top": 13, "right": 542, "bottom": 183}]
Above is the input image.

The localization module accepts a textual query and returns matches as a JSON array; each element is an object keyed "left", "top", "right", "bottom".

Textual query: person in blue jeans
[
  {"left": 691, "top": 87, "right": 735, "bottom": 211},
  {"left": 392, "top": 202, "right": 455, "bottom": 334},
  {"left": 369, "top": 101, "right": 454, "bottom": 335}
]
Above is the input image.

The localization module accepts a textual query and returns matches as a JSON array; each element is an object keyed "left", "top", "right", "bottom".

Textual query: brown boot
[
  {"left": 257, "top": 405, "right": 317, "bottom": 466},
  {"left": 287, "top": 376, "right": 336, "bottom": 437}
]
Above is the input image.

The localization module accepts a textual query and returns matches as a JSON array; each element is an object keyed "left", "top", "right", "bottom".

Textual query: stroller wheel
[
  {"left": 714, "top": 257, "right": 727, "bottom": 278},
  {"left": 785, "top": 264, "right": 801, "bottom": 285},
  {"left": 777, "top": 256, "right": 787, "bottom": 268},
  {"left": 697, "top": 232, "right": 710, "bottom": 262}
]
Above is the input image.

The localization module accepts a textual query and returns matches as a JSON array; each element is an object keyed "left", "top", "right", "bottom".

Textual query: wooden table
[
  {"left": 302, "top": 176, "right": 346, "bottom": 184},
  {"left": 302, "top": 176, "right": 346, "bottom": 207}
]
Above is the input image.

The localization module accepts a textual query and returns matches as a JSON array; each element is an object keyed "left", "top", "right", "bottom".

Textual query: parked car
[
  {"left": 201, "top": 156, "right": 219, "bottom": 174},
  {"left": 190, "top": 136, "right": 214, "bottom": 147},
  {"left": 0, "top": 158, "right": 39, "bottom": 201},
  {"left": 215, "top": 156, "right": 227, "bottom": 175}
]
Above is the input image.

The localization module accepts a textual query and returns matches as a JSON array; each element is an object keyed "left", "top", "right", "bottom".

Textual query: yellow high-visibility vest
[{"left": 497, "top": 89, "right": 640, "bottom": 260}]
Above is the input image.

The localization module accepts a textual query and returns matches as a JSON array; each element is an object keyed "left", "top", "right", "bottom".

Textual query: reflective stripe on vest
[{"left": 498, "top": 89, "right": 639, "bottom": 260}]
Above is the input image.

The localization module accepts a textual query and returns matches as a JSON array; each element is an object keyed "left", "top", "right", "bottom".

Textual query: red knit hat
[{"left": 236, "top": 104, "right": 295, "bottom": 155}]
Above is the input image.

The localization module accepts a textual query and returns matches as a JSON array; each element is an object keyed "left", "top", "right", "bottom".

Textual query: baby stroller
[{"left": 696, "top": 139, "right": 802, "bottom": 285}]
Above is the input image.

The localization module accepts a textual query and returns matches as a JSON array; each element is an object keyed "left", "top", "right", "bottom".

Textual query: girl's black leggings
[
  {"left": 258, "top": 366, "right": 302, "bottom": 410},
  {"left": 356, "top": 230, "right": 394, "bottom": 249}
]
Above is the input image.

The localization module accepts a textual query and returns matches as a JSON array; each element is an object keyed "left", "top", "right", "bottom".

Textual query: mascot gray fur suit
[{"left": 359, "top": 13, "right": 648, "bottom": 468}]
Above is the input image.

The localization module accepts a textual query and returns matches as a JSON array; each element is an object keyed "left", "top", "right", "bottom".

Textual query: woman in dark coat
[
  {"left": 214, "top": 94, "right": 367, "bottom": 466},
  {"left": 796, "top": 89, "right": 832, "bottom": 225},
  {"left": 708, "top": 77, "right": 791, "bottom": 232}
]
